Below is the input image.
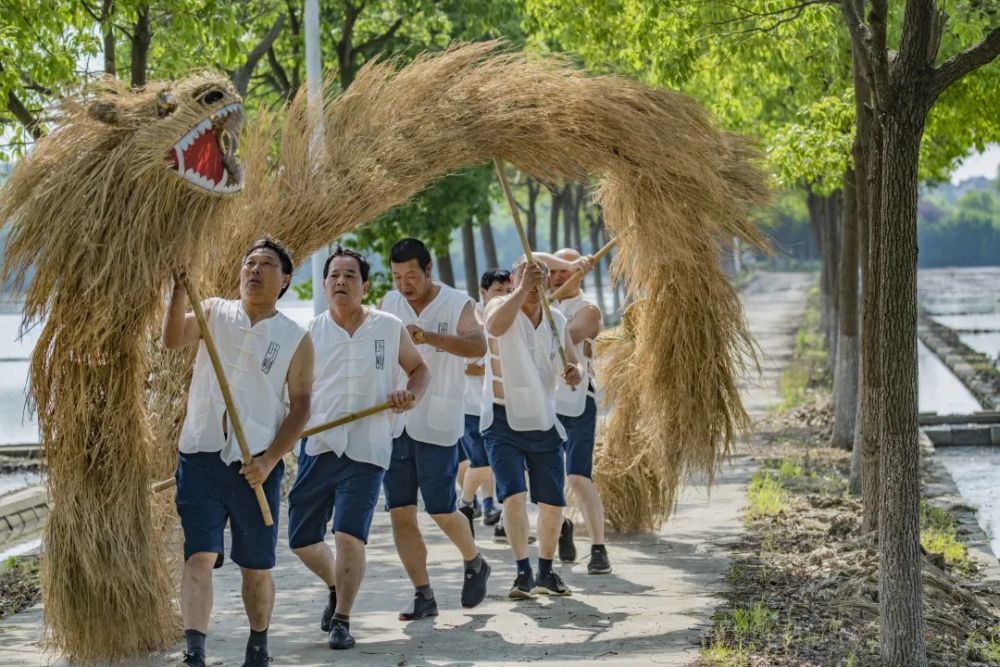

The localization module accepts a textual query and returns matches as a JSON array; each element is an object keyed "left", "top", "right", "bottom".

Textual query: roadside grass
[
  {"left": 746, "top": 472, "right": 788, "bottom": 519},
  {"left": 920, "top": 502, "right": 973, "bottom": 574},
  {"left": 778, "top": 285, "right": 830, "bottom": 409},
  {"left": 964, "top": 627, "right": 1000, "bottom": 663}
]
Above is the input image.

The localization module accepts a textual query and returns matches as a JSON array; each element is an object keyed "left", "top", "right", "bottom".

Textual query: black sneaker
[
  {"left": 472, "top": 495, "right": 483, "bottom": 519},
  {"left": 559, "top": 518, "right": 577, "bottom": 563},
  {"left": 320, "top": 588, "right": 337, "bottom": 632},
  {"left": 483, "top": 505, "right": 502, "bottom": 526},
  {"left": 177, "top": 650, "right": 206, "bottom": 667},
  {"left": 493, "top": 520, "right": 535, "bottom": 543},
  {"left": 459, "top": 504, "right": 476, "bottom": 539},
  {"left": 493, "top": 520, "right": 507, "bottom": 543},
  {"left": 509, "top": 571, "right": 536, "bottom": 599},
  {"left": 328, "top": 619, "right": 355, "bottom": 650},
  {"left": 399, "top": 592, "right": 439, "bottom": 621},
  {"left": 461, "top": 559, "right": 491, "bottom": 608},
  {"left": 534, "top": 570, "right": 572, "bottom": 596},
  {"left": 588, "top": 547, "right": 612, "bottom": 574},
  {"left": 242, "top": 646, "right": 272, "bottom": 667}
]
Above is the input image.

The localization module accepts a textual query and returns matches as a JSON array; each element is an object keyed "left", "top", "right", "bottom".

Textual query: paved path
[{"left": 0, "top": 272, "right": 811, "bottom": 667}]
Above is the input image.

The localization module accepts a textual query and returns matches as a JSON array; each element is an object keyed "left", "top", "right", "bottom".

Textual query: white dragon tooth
[{"left": 174, "top": 147, "right": 185, "bottom": 173}]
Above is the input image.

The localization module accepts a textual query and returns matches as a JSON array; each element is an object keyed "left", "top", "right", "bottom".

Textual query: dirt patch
[
  {"left": 697, "top": 406, "right": 1000, "bottom": 667},
  {"left": 0, "top": 555, "right": 40, "bottom": 621}
]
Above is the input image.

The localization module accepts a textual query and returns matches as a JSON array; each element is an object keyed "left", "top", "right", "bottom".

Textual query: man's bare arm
[
  {"left": 567, "top": 304, "right": 602, "bottom": 345},
  {"left": 161, "top": 278, "right": 209, "bottom": 349},
  {"left": 389, "top": 328, "right": 430, "bottom": 412}
]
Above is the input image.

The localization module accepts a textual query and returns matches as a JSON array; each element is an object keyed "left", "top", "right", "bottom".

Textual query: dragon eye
[
  {"left": 157, "top": 92, "right": 177, "bottom": 117},
  {"left": 200, "top": 89, "right": 225, "bottom": 106}
]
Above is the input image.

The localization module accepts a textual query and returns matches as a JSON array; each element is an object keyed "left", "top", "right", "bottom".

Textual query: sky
[{"left": 950, "top": 145, "right": 1000, "bottom": 184}]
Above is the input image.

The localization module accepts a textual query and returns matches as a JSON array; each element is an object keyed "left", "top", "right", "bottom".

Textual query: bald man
[{"left": 547, "top": 248, "right": 611, "bottom": 575}]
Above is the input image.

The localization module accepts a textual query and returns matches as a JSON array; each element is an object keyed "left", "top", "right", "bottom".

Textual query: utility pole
[{"left": 305, "top": 0, "right": 326, "bottom": 314}]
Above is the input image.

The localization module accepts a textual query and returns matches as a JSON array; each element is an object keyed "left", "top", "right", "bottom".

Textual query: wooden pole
[
  {"left": 549, "top": 236, "right": 618, "bottom": 302},
  {"left": 302, "top": 401, "right": 393, "bottom": 437},
  {"left": 152, "top": 401, "right": 396, "bottom": 494},
  {"left": 176, "top": 273, "right": 274, "bottom": 526},
  {"left": 493, "top": 160, "right": 572, "bottom": 376}
]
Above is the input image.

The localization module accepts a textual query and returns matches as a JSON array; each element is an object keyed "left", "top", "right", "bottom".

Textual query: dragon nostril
[{"left": 201, "top": 90, "right": 224, "bottom": 106}]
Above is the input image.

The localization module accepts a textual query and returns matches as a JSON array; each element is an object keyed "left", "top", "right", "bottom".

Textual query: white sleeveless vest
[
  {"left": 479, "top": 303, "right": 568, "bottom": 439},
  {"left": 303, "top": 308, "right": 401, "bottom": 470},
  {"left": 179, "top": 298, "right": 307, "bottom": 465},
  {"left": 382, "top": 283, "right": 472, "bottom": 446},
  {"left": 554, "top": 294, "right": 600, "bottom": 417},
  {"left": 464, "top": 301, "right": 486, "bottom": 416}
]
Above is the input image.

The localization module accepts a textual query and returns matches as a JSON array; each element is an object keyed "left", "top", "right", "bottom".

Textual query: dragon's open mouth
[{"left": 167, "top": 102, "right": 244, "bottom": 194}]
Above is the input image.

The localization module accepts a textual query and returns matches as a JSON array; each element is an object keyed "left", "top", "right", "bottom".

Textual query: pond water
[{"left": 935, "top": 447, "right": 1000, "bottom": 556}]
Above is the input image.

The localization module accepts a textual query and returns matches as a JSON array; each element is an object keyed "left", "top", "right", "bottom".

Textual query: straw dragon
[{"left": 0, "top": 43, "right": 767, "bottom": 661}]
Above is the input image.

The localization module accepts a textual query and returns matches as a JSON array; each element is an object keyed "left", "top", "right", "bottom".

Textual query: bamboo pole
[
  {"left": 302, "top": 401, "right": 393, "bottom": 437},
  {"left": 152, "top": 401, "right": 396, "bottom": 493},
  {"left": 176, "top": 273, "right": 274, "bottom": 526},
  {"left": 550, "top": 236, "right": 618, "bottom": 302},
  {"left": 492, "top": 160, "right": 572, "bottom": 378}
]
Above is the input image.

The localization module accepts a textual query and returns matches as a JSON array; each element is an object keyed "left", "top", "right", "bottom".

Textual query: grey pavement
[{"left": 0, "top": 271, "right": 811, "bottom": 667}]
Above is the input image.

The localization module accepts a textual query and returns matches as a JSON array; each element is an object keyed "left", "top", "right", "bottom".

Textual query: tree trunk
[
  {"left": 848, "top": 32, "right": 873, "bottom": 492},
  {"left": 525, "top": 178, "right": 540, "bottom": 249},
  {"left": 589, "top": 211, "right": 608, "bottom": 321},
  {"left": 461, "top": 218, "right": 479, "bottom": 299},
  {"left": 480, "top": 221, "right": 499, "bottom": 269},
  {"left": 807, "top": 190, "right": 834, "bottom": 358},
  {"left": 130, "top": 3, "right": 151, "bottom": 88},
  {"left": 827, "top": 192, "right": 842, "bottom": 370},
  {"left": 102, "top": 0, "right": 116, "bottom": 76},
  {"left": 436, "top": 251, "right": 456, "bottom": 288},
  {"left": 831, "top": 169, "right": 859, "bottom": 451},
  {"left": 877, "top": 103, "right": 927, "bottom": 667},
  {"left": 859, "top": 116, "right": 884, "bottom": 533},
  {"left": 548, "top": 186, "right": 563, "bottom": 252}
]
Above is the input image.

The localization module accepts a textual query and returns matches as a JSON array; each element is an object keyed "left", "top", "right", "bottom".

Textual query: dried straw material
[
  {"left": 204, "top": 41, "right": 769, "bottom": 531},
  {"left": 2, "top": 41, "right": 767, "bottom": 662},
  {"left": 0, "top": 75, "right": 242, "bottom": 662}
]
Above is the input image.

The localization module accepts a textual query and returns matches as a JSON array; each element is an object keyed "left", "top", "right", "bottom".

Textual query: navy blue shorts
[
  {"left": 458, "top": 440, "right": 468, "bottom": 463},
  {"left": 383, "top": 430, "right": 458, "bottom": 515},
  {"left": 288, "top": 441, "right": 385, "bottom": 547},
  {"left": 460, "top": 414, "right": 490, "bottom": 468},
  {"left": 561, "top": 395, "right": 597, "bottom": 479},
  {"left": 175, "top": 451, "right": 284, "bottom": 570},
  {"left": 482, "top": 405, "right": 565, "bottom": 507}
]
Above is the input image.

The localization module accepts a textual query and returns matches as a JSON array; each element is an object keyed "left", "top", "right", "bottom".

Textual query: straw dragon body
[{"left": 0, "top": 43, "right": 767, "bottom": 661}]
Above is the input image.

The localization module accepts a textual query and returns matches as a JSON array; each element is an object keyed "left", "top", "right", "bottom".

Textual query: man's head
[
  {"left": 323, "top": 246, "right": 369, "bottom": 309},
  {"left": 389, "top": 237, "right": 434, "bottom": 302},
  {"left": 548, "top": 247, "right": 581, "bottom": 291},
  {"left": 240, "top": 237, "right": 293, "bottom": 304},
  {"left": 479, "top": 268, "right": 513, "bottom": 304}
]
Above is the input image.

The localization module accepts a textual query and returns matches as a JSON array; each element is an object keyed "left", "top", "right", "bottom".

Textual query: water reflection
[{"left": 935, "top": 447, "right": 1000, "bottom": 555}]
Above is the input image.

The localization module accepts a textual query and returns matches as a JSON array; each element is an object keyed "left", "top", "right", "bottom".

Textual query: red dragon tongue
[{"left": 184, "top": 131, "right": 224, "bottom": 185}]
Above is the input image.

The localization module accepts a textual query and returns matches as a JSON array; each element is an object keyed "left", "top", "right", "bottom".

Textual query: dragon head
[
  {"left": 159, "top": 77, "right": 244, "bottom": 195},
  {"left": 80, "top": 73, "right": 245, "bottom": 198}
]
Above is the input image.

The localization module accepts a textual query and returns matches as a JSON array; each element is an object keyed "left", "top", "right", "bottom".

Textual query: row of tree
[
  {"left": 2, "top": 2, "right": 998, "bottom": 664},
  {"left": 524, "top": 1, "right": 997, "bottom": 665}
]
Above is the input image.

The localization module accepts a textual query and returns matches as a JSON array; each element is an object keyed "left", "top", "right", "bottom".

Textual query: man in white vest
[
  {"left": 482, "top": 258, "right": 582, "bottom": 599},
  {"left": 459, "top": 269, "right": 513, "bottom": 527},
  {"left": 380, "top": 238, "right": 491, "bottom": 619},
  {"left": 288, "top": 246, "right": 430, "bottom": 651},
  {"left": 548, "top": 248, "right": 611, "bottom": 575},
  {"left": 162, "top": 238, "right": 314, "bottom": 667}
]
